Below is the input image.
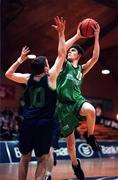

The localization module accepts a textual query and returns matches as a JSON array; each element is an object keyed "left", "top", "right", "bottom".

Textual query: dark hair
[
  {"left": 68, "top": 44, "right": 84, "bottom": 55},
  {"left": 31, "top": 56, "right": 47, "bottom": 75}
]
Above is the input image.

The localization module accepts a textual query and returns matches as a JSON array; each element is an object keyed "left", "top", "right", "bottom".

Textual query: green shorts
[{"left": 57, "top": 96, "right": 87, "bottom": 137}]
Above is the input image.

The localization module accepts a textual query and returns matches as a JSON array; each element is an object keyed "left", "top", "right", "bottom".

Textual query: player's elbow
[
  {"left": 5, "top": 71, "right": 9, "bottom": 78},
  {"left": 93, "top": 49, "right": 100, "bottom": 61},
  {"left": 5, "top": 71, "right": 12, "bottom": 80},
  {"left": 92, "top": 54, "right": 99, "bottom": 63},
  {"left": 59, "top": 53, "right": 66, "bottom": 61},
  {"left": 59, "top": 49, "right": 66, "bottom": 59},
  {"left": 93, "top": 57, "right": 98, "bottom": 63}
]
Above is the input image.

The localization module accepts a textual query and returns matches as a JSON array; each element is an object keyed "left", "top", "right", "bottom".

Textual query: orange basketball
[{"left": 80, "top": 18, "right": 97, "bottom": 37}]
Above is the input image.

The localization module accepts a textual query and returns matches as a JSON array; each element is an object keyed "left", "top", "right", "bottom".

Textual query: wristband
[{"left": 17, "top": 57, "right": 24, "bottom": 64}]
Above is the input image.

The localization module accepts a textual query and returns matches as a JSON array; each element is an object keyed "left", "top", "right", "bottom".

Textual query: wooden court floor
[{"left": 0, "top": 158, "right": 118, "bottom": 180}]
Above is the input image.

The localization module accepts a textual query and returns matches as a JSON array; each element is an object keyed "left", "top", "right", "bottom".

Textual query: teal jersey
[
  {"left": 57, "top": 60, "right": 83, "bottom": 103},
  {"left": 23, "top": 74, "right": 57, "bottom": 120}
]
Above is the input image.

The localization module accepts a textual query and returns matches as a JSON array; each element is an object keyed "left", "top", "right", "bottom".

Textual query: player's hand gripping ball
[{"left": 80, "top": 18, "right": 98, "bottom": 37}]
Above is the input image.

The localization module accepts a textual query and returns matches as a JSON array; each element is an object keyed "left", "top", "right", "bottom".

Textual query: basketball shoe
[
  {"left": 53, "top": 152, "right": 57, "bottom": 166},
  {"left": 72, "top": 159, "right": 85, "bottom": 180},
  {"left": 84, "top": 132, "right": 101, "bottom": 152}
]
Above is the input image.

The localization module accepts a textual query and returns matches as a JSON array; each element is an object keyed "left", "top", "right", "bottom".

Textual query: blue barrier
[{"left": 0, "top": 140, "right": 118, "bottom": 163}]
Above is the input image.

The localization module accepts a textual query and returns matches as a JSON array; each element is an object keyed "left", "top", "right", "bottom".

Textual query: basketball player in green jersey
[
  {"left": 57, "top": 23, "right": 101, "bottom": 179},
  {"left": 5, "top": 16, "right": 66, "bottom": 180}
]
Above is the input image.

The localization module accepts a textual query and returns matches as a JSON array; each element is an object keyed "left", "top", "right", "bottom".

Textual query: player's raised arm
[
  {"left": 49, "top": 16, "right": 66, "bottom": 80},
  {"left": 5, "top": 46, "right": 30, "bottom": 84},
  {"left": 65, "top": 22, "right": 86, "bottom": 51},
  {"left": 82, "top": 23, "right": 100, "bottom": 76}
]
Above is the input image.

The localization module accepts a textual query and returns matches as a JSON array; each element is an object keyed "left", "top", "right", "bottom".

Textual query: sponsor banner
[
  {"left": 76, "top": 141, "right": 118, "bottom": 159},
  {"left": 76, "top": 142, "right": 99, "bottom": 158},
  {"left": 0, "top": 142, "right": 10, "bottom": 163},
  {"left": 0, "top": 141, "right": 36, "bottom": 163},
  {"left": 100, "top": 117, "right": 118, "bottom": 130},
  {"left": 7, "top": 141, "right": 21, "bottom": 162},
  {"left": 56, "top": 140, "right": 118, "bottom": 159},
  {"left": 56, "top": 141, "right": 99, "bottom": 159},
  {"left": 99, "top": 141, "right": 118, "bottom": 158},
  {"left": 0, "top": 140, "right": 118, "bottom": 163}
]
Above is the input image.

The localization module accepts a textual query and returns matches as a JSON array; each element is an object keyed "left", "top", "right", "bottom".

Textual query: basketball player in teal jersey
[
  {"left": 5, "top": 16, "right": 66, "bottom": 180},
  {"left": 57, "top": 23, "right": 101, "bottom": 180}
]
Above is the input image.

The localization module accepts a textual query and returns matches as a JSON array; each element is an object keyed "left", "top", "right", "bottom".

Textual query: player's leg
[
  {"left": 45, "top": 147, "right": 54, "bottom": 180},
  {"left": 80, "top": 102, "right": 101, "bottom": 151},
  {"left": 34, "top": 122, "right": 53, "bottom": 180},
  {"left": 66, "top": 132, "right": 85, "bottom": 180},
  {"left": 18, "top": 119, "right": 33, "bottom": 180},
  {"left": 80, "top": 102, "right": 95, "bottom": 135},
  {"left": 18, "top": 151, "right": 32, "bottom": 180},
  {"left": 45, "top": 114, "right": 60, "bottom": 180},
  {"left": 35, "top": 154, "right": 49, "bottom": 180},
  {"left": 66, "top": 131, "right": 78, "bottom": 166}
]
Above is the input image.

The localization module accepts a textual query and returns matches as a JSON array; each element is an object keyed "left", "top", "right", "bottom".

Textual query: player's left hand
[
  {"left": 77, "top": 22, "right": 87, "bottom": 38},
  {"left": 52, "top": 16, "right": 66, "bottom": 33},
  {"left": 20, "top": 46, "right": 30, "bottom": 61},
  {"left": 94, "top": 23, "right": 100, "bottom": 37}
]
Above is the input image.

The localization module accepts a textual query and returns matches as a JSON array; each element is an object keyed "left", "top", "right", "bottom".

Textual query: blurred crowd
[
  {"left": 0, "top": 97, "right": 25, "bottom": 140},
  {"left": 0, "top": 106, "right": 23, "bottom": 140}
]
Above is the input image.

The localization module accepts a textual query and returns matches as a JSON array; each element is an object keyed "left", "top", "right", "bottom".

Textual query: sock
[{"left": 46, "top": 171, "right": 51, "bottom": 176}]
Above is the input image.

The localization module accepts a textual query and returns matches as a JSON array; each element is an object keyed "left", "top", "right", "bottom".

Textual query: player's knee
[
  {"left": 88, "top": 105, "right": 95, "bottom": 117},
  {"left": 21, "top": 152, "right": 31, "bottom": 163},
  {"left": 37, "top": 154, "right": 49, "bottom": 163}
]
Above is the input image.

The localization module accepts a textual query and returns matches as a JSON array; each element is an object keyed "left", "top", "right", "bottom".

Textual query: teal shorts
[{"left": 57, "top": 97, "right": 87, "bottom": 137}]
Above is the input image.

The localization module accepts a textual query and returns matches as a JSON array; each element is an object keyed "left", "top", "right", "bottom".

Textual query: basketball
[{"left": 80, "top": 18, "right": 97, "bottom": 37}]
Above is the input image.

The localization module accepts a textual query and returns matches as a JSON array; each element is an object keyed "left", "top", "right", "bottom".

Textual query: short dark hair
[
  {"left": 69, "top": 44, "right": 84, "bottom": 55},
  {"left": 31, "top": 56, "right": 47, "bottom": 75}
]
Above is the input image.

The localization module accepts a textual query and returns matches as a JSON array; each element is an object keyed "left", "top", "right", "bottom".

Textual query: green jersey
[
  {"left": 57, "top": 60, "right": 86, "bottom": 137},
  {"left": 57, "top": 60, "right": 83, "bottom": 103}
]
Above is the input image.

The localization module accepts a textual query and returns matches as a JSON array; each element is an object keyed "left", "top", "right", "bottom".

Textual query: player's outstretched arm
[
  {"left": 82, "top": 23, "right": 100, "bottom": 77},
  {"left": 49, "top": 16, "right": 66, "bottom": 80},
  {"left": 65, "top": 22, "right": 85, "bottom": 51},
  {"left": 5, "top": 46, "right": 30, "bottom": 84}
]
